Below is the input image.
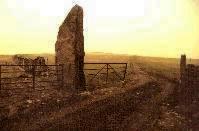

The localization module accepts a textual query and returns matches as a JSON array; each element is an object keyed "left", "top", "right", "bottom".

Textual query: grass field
[{"left": 129, "top": 56, "right": 180, "bottom": 82}]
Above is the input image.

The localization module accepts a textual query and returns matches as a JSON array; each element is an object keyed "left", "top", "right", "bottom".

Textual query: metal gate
[
  {"left": 0, "top": 63, "right": 128, "bottom": 90},
  {"left": 84, "top": 63, "right": 127, "bottom": 86},
  {"left": 0, "top": 65, "right": 63, "bottom": 90}
]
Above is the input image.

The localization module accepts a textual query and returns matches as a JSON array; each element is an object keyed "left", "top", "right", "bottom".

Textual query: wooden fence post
[
  {"left": 32, "top": 65, "right": 35, "bottom": 89},
  {"left": 123, "top": 63, "right": 127, "bottom": 81},
  {"left": 106, "top": 64, "right": 109, "bottom": 84},
  {"left": 0, "top": 65, "right": 1, "bottom": 90}
]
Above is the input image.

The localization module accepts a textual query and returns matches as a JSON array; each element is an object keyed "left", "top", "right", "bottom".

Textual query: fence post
[
  {"left": 0, "top": 65, "right": 1, "bottom": 91},
  {"left": 32, "top": 65, "right": 35, "bottom": 89},
  {"left": 106, "top": 64, "right": 109, "bottom": 84},
  {"left": 123, "top": 63, "right": 127, "bottom": 81}
]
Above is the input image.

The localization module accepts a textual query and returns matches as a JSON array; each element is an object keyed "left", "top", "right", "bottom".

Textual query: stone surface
[
  {"left": 55, "top": 5, "right": 85, "bottom": 90},
  {"left": 180, "top": 55, "right": 199, "bottom": 103}
]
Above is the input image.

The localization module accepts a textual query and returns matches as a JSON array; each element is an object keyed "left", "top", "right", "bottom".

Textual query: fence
[
  {"left": 0, "top": 63, "right": 128, "bottom": 90},
  {"left": 0, "top": 65, "right": 63, "bottom": 90},
  {"left": 84, "top": 63, "right": 127, "bottom": 86}
]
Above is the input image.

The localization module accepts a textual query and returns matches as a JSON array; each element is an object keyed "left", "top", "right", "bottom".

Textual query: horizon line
[{"left": 0, "top": 52, "right": 198, "bottom": 59}]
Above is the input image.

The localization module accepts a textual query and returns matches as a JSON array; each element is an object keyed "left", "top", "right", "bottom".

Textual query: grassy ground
[{"left": 129, "top": 56, "right": 180, "bottom": 82}]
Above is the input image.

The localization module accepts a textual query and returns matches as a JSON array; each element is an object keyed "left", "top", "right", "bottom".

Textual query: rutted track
[{"left": 43, "top": 82, "right": 162, "bottom": 130}]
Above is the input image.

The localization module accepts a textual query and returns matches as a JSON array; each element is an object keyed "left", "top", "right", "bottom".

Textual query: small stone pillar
[
  {"left": 55, "top": 5, "right": 86, "bottom": 90},
  {"left": 180, "top": 54, "right": 186, "bottom": 87}
]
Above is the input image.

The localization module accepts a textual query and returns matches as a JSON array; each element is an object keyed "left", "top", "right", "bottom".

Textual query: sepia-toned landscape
[
  {"left": 1, "top": 0, "right": 199, "bottom": 130},
  {"left": 0, "top": 53, "right": 198, "bottom": 130}
]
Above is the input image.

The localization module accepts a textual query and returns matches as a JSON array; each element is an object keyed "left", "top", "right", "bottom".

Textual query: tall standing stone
[
  {"left": 180, "top": 54, "right": 186, "bottom": 88},
  {"left": 55, "top": 5, "right": 86, "bottom": 90}
]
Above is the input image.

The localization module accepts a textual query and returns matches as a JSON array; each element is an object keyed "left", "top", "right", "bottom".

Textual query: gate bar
[
  {"left": 84, "top": 63, "right": 127, "bottom": 64},
  {"left": 106, "top": 64, "right": 109, "bottom": 84},
  {"left": 123, "top": 63, "right": 128, "bottom": 81}
]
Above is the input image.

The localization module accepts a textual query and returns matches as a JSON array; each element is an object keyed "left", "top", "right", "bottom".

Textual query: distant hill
[{"left": 0, "top": 52, "right": 198, "bottom": 65}]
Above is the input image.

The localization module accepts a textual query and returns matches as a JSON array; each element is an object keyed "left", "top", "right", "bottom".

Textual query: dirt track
[{"left": 41, "top": 82, "right": 161, "bottom": 130}]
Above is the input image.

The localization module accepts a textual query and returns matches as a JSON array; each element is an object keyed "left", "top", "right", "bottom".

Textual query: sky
[{"left": 0, "top": 0, "right": 199, "bottom": 58}]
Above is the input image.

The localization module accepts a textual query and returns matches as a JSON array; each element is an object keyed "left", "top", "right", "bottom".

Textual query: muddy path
[
  {"left": 47, "top": 80, "right": 179, "bottom": 131},
  {"left": 42, "top": 82, "right": 162, "bottom": 130}
]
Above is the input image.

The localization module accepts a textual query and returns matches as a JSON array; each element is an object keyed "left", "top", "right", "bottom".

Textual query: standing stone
[
  {"left": 180, "top": 54, "right": 186, "bottom": 88},
  {"left": 55, "top": 5, "right": 86, "bottom": 90}
]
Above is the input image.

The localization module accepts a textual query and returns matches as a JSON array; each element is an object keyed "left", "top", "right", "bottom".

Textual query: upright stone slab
[
  {"left": 180, "top": 54, "right": 186, "bottom": 88},
  {"left": 55, "top": 5, "right": 85, "bottom": 90}
]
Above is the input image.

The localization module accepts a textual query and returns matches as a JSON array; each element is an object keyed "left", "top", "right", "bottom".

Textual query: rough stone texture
[
  {"left": 180, "top": 55, "right": 199, "bottom": 88},
  {"left": 180, "top": 55, "right": 186, "bottom": 87},
  {"left": 55, "top": 5, "right": 86, "bottom": 90},
  {"left": 180, "top": 55, "right": 199, "bottom": 102}
]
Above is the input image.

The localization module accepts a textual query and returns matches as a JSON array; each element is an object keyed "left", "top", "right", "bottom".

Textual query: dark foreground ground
[{"left": 0, "top": 54, "right": 198, "bottom": 130}]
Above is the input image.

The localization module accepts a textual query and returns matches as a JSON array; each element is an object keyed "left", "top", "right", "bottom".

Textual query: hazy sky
[{"left": 0, "top": 0, "right": 199, "bottom": 58}]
